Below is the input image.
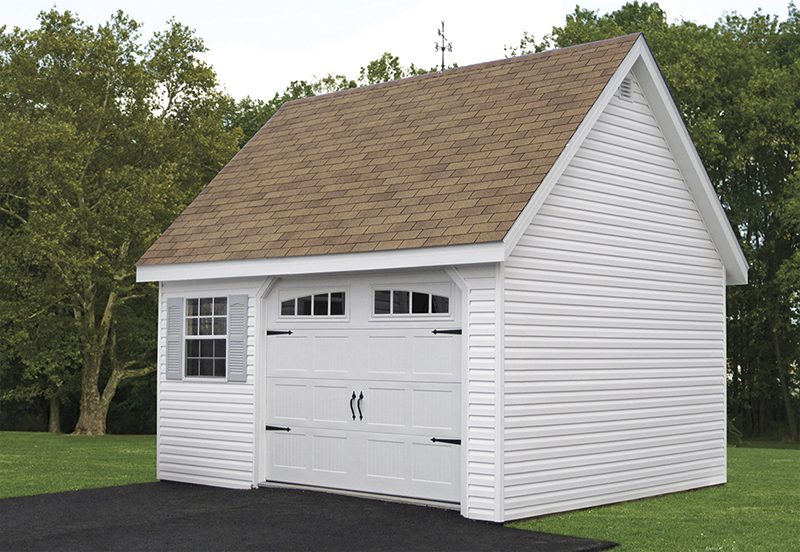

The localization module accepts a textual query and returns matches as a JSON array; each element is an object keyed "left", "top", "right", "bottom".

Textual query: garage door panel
[
  {"left": 361, "top": 435, "right": 460, "bottom": 503},
  {"left": 271, "top": 330, "right": 461, "bottom": 383},
  {"left": 269, "top": 378, "right": 356, "bottom": 430},
  {"left": 268, "top": 335, "right": 313, "bottom": 377},
  {"left": 312, "top": 434, "right": 349, "bottom": 474},
  {"left": 271, "top": 431, "right": 307, "bottom": 470},
  {"left": 366, "top": 333, "right": 461, "bottom": 382},
  {"left": 267, "top": 428, "right": 363, "bottom": 489},
  {"left": 268, "top": 382, "right": 309, "bottom": 422},
  {"left": 412, "top": 387, "right": 459, "bottom": 432},
  {"left": 411, "top": 335, "right": 460, "bottom": 379},
  {"left": 367, "top": 335, "right": 407, "bottom": 378},
  {"left": 270, "top": 379, "right": 460, "bottom": 437},
  {"left": 413, "top": 441, "right": 459, "bottom": 484},
  {"left": 312, "top": 335, "right": 355, "bottom": 377},
  {"left": 313, "top": 384, "right": 356, "bottom": 425},
  {"left": 361, "top": 386, "right": 406, "bottom": 429},
  {"left": 366, "top": 438, "right": 406, "bottom": 480}
]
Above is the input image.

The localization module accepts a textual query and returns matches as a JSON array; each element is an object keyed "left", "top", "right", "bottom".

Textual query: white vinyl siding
[
  {"left": 157, "top": 279, "right": 261, "bottom": 489},
  {"left": 454, "top": 264, "right": 502, "bottom": 521},
  {"left": 501, "top": 73, "right": 726, "bottom": 520}
]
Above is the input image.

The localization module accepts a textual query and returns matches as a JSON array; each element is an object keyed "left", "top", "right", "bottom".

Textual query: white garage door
[{"left": 264, "top": 276, "right": 462, "bottom": 503}]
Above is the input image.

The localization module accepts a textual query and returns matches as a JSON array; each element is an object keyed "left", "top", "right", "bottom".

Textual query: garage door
[{"left": 264, "top": 278, "right": 462, "bottom": 503}]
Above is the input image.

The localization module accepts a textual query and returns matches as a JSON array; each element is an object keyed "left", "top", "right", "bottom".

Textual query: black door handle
[
  {"left": 350, "top": 391, "right": 356, "bottom": 420},
  {"left": 357, "top": 391, "right": 364, "bottom": 420}
]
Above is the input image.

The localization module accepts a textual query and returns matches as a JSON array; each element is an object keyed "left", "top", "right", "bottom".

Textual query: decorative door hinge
[{"left": 430, "top": 437, "right": 461, "bottom": 445}]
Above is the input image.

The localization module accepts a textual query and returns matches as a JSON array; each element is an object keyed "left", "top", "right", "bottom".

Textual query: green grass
[
  {"left": 0, "top": 431, "right": 156, "bottom": 499},
  {"left": 510, "top": 443, "right": 800, "bottom": 551}
]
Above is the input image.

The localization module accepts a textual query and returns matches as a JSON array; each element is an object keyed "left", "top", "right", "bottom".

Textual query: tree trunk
[
  {"left": 72, "top": 284, "right": 112, "bottom": 436},
  {"left": 73, "top": 366, "right": 107, "bottom": 435},
  {"left": 48, "top": 396, "right": 61, "bottom": 433},
  {"left": 772, "top": 331, "right": 798, "bottom": 442},
  {"left": 71, "top": 274, "right": 152, "bottom": 435}
]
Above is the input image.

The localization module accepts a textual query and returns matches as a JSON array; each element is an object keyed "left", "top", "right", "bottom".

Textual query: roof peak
[{"left": 283, "top": 33, "right": 642, "bottom": 108}]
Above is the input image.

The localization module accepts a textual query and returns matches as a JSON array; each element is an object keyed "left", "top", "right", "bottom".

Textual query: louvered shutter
[
  {"left": 165, "top": 297, "right": 184, "bottom": 380},
  {"left": 227, "top": 295, "right": 248, "bottom": 382}
]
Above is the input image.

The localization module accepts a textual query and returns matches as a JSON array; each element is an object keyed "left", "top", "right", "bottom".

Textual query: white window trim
[
  {"left": 278, "top": 289, "right": 348, "bottom": 319},
  {"left": 370, "top": 286, "right": 453, "bottom": 320},
  {"left": 184, "top": 296, "right": 228, "bottom": 379}
]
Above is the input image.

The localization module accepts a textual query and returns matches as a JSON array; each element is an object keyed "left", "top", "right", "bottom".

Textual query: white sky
[{"left": 1, "top": 1, "right": 790, "bottom": 99}]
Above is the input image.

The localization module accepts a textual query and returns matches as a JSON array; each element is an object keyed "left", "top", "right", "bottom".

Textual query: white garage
[{"left": 137, "top": 33, "right": 748, "bottom": 522}]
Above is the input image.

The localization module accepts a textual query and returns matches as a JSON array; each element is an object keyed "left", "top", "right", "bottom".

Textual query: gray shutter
[
  {"left": 227, "top": 295, "right": 248, "bottom": 382},
  {"left": 165, "top": 297, "right": 184, "bottom": 380}
]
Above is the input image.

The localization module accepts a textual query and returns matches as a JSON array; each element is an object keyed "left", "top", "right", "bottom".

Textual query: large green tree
[
  {"left": 510, "top": 2, "right": 800, "bottom": 440},
  {"left": 0, "top": 10, "right": 241, "bottom": 434}
]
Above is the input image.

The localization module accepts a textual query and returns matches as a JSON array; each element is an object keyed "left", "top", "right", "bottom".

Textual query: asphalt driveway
[{"left": 0, "top": 482, "right": 616, "bottom": 551}]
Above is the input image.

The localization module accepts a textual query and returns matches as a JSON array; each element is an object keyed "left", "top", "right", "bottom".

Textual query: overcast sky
[{"left": 2, "top": 1, "right": 791, "bottom": 99}]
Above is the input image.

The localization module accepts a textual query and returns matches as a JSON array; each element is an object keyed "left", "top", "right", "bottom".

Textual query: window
[
  {"left": 280, "top": 291, "right": 346, "bottom": 317},
  {"left": 185, "top": 297, "right": 227, "bottom": 377},
  {"left": 374, "top": 290, "right": 449, "bottom": 315}
]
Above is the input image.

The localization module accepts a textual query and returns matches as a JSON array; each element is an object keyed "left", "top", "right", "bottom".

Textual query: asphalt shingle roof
[{"left": 138, "top": 34, "right": 639, "bottom": 266}]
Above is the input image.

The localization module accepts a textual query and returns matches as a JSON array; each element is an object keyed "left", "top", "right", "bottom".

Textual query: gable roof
[{"left": 137, "top": 34, "right": 640, "bottom": 267}]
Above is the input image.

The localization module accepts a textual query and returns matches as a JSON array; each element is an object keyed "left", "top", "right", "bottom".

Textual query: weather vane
[{"left": 435, "top": 21, "right": 452, "bottom": 71}]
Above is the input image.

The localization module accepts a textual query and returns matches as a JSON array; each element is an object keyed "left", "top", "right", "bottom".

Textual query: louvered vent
[{"left": 618, "top": 77, "right": 632, "bottom": 100}]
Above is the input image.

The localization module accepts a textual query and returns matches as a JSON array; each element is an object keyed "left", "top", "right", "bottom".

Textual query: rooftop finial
[{"left": 434, "top": 21, "right": 452, "bottom": 71}]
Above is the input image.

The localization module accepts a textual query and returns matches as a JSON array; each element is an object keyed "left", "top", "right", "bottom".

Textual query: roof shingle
[{"left": 138, "top": 34, "right": 639, "bottom": 266}]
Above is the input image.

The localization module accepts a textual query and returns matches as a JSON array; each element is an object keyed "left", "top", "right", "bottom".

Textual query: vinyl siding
[
  {"left": 157, "top": 278, "right": 263, "bottom": 489},
  {"left": 502, "top": 73, "right": 726, "bottom": 520},
  {"left": 455, "top": 264, "right": 502, "bottom": 521}
]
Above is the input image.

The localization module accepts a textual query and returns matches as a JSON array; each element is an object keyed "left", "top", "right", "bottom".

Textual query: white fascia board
[
  {"left": 631, "top": 45, "right": 748, "bottom": 285},
  {"left": 502, "top": 34, "right": 748, "bottom": 286},
  {"left": 136, "top": 241, "right": 505, "bottom": 283}
]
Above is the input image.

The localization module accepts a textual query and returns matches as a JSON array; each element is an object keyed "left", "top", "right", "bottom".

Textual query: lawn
[
  {"left": 510, "top": 443, "right": 800, "bottom": 551},
  {"left": 0, "top": 431, "right": 155, "bottom": 499}
]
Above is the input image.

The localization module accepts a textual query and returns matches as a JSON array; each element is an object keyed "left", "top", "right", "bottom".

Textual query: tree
[
  {"left": 510, "top": 2, "right": 800, "bottom": 440},
  {"left": 229, "top": 52, "right": 431, "bottom": 147},
  {"left": 0, "top": 10, "right": 241, "bottom": 434},
  {"left": 358, "top": 52, "right": 430, "bottom": 85}
]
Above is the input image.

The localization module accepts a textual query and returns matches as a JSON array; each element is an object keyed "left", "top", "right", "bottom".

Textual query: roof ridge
[{"left": 282, "top": 33, "right": 642, "bottom": 108}]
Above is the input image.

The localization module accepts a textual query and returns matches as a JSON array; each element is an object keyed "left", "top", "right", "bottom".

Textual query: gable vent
[{"left": 618, "top": 77, "right": 632, "bottom": 101}]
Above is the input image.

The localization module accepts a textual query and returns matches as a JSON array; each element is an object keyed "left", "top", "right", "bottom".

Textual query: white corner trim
[
  {"left": 493, "top": 262, "right": 505, "bottom": 522},
  {"left": 137, "top": 242, "right": 505, "bottom": 283},
  {"left": 501, "top": 35, "right": 748, "bottom": 286},
  {"left": 502, "top": 37, "right": 648, "bottom": 260}
]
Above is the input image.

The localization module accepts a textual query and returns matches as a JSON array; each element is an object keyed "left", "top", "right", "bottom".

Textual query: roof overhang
[
  {"left": 136, "top": 241, "right": 504, "bottom": 282},
  {"left": 501, "top": 35, "right": 748, "bottom": 286},
  {"left": 138, "top": 35, "right": 748, "bottom": 287}
]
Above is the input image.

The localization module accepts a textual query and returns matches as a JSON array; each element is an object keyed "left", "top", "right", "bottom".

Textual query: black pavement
[{"left": 0, "top": 482, "right": 617, "bottom": 551}]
